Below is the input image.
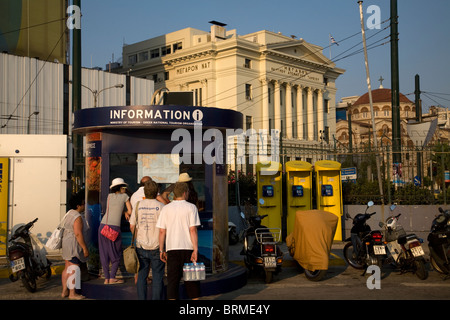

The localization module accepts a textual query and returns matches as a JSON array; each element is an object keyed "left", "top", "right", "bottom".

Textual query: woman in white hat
[{"left": 98, "top": 177, "right": 132, "bottom": 284}]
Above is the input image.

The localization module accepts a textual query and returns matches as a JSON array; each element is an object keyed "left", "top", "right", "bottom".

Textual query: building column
[
  {"left": 260, "top": 77, "right": 270, "bottom": 131},
  {"left": 296, "top": 85, "right": 303, "bottom": 140},
  {"left": 306, "top": 87, "right": 314, "bottom": 141},
  {"left": 274, "top": 80, "right": 281, "bottom": 132},
  {"left": 317, "top": 89, "right": 324, "bottom": 137},
  {"left": 285, "top": 83, "right": 292, "bottom": 139}
]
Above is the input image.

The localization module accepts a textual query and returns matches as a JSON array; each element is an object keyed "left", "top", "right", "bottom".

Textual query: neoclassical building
[{"left": 117, "top": 23, "right": 345, "bottom": 161}]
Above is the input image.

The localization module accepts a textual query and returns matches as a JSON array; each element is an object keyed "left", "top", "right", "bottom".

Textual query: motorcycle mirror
[
  {"left": 345, "top": 213, "right": 351, "bottom": 219},
  {"left": 367, "top": 201, "right": 374, "bottom": 207},
  {"left": 390, "top": 204, "right": 396, "bottom": 211},
  {"left": 240, "top": 212, "right": 245, "bottom": 219},
  {"left": 439, "top": 207, "right": 444, "bottom": 213}
]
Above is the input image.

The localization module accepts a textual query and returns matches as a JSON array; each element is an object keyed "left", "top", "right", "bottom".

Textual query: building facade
[{"left": 119, "top": 24, "right": 345, "bottom": 162}]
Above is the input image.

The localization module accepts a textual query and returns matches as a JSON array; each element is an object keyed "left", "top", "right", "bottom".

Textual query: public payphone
[
  {"left": 314, "top": 160, "right": 343, "bottom": 241},
  {"left": 285, "top": 161, "right": 313, "bottom": 236},
  {"left": 256, "top": 161, "right": 282, "bottom": 230}
]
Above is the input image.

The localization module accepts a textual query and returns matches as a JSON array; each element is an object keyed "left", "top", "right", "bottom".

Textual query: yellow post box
[
  {"left": 314, "top": 160, "right": 343, "bottom": 241},
  {"left": 256, "top": 161, "right": 282, "bottom": 230},
  {"left": 285, "top": 161, "right": 313, "bottom": 236}
]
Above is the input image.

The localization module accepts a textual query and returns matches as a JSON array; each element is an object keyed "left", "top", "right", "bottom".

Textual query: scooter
[
  {"left": 7, "top": 218, "right": 52, "bottom": 292},
  {"left": 427, "top": 207, "right": 450, "bottom": 276},
  {"left": 379, "top": 205, "right": 428, "bottom": 280},
  {"left": 343, "top": 201, "right": 386, "bottom": 271},
  {"left": 240, "top": 213, "right": 283, "bottom": 283}
]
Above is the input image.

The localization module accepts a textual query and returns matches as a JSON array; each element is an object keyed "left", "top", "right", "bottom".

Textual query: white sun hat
[{"left": 110, "top": 177, "right": 128, "bottom": 189}]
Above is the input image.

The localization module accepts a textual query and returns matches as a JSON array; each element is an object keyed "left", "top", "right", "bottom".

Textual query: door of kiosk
[
  {"left": 314, "top": 160, "right": 343, "bottom": 241},
  {"left": 256, "top": 161, "right": 282, "bottom": 230},
  {"left": 285, "top": 161, "right": 313, "bottom": 236}
]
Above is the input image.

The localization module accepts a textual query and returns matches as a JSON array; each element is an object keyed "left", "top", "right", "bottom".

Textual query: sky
[{"left": 79, "top": 0, "right": 450, "bottom": 110}]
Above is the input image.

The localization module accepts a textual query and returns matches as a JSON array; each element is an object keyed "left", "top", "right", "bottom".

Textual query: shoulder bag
[
  {"left": 100, "top": 196, "right": 119, "bottom": 241},
  {"left": 46, "top": 211, "right": 70, "bottom": 250},
  {"left": 123, "top": 202, "right": 140, "bottom": 273}
]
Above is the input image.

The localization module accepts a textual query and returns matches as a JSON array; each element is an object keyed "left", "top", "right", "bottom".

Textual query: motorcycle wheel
[
  {"left": 430, "top": 256, "right": 445, "bottom": 274},
  {"left": 264, "top": 270, "right": 273, "bottom": 283},
  {"left": 413, "top": 258, "right": 428, "bottom": 280},
  {"left": 43, "top": 265, "right": 52, "bottom": 279},
  {"left": 19, "top": 270, "right": 37, "bottom": 293},
  {"left": 343, "top": 242, "right": 365, "bottom": 269},
  {"left": 304, "top": 269, "right": 327, "bottom": 282}
]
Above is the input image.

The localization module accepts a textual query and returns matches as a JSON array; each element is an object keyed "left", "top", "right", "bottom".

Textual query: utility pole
[
  {"left": 415, "top": 74, "right": 423, "bottom": 182},
  {"left": 358, "top": 1, "right": 385, "bottom": 210},
  {"left": 72, "top": 0, "right": 83, "bottom": 193},
  {"left": 415, "top": 74, "right": 422, "bottom": 122},
  {"left": 391, "top": 0, "right": 401, "bottom": 164}
]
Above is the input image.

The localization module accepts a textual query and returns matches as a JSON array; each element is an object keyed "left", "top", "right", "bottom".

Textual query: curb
[{"left": 0, "top": 263, "right": 65, "bottom": 279}]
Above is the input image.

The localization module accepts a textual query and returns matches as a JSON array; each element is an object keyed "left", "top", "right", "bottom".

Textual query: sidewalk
[{"left": 0, "top": 241, "right": 347, "bottom": 279}]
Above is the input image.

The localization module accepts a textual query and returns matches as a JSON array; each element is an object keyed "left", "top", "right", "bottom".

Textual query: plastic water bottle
[
  {"left": 183, "top": 263, "right": 191, "bottom": 281},
  {"left": 199, "top": 262, "right": 205, "bottom": 280}
]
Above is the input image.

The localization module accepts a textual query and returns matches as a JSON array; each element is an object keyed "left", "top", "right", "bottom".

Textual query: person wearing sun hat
[
  {"left": 177, "top": 173, "right": 198, "bottom": 208},
  {"left": 98, "top": 177, "right": 132, "bottom": 284}
]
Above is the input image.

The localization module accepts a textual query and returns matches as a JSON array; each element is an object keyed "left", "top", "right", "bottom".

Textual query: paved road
[{"left": 0, "top": 244, "right": 449, "bottom": 301}]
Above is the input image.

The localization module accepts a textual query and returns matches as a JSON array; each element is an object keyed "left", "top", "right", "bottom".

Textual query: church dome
[{"left": 352, "top": 88, "right": 413, "bottom": 106}]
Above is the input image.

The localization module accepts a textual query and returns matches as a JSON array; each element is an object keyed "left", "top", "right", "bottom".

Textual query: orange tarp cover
[{"left": 286, "top": 210, "right": 338, "bottom": 271}]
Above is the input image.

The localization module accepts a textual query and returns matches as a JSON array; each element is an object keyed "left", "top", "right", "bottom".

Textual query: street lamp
[
  {"left": 69, "top": 81, "right": 124, "bottom": 107},
  {"left": 27, "top": 111, "right": 39, "bottom": 134}
]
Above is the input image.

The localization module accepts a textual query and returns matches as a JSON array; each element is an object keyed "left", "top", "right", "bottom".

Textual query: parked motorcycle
[
  {"left": 7, "top": 218, "right": 52, "bottom": 292},
  {"left": 343, "top": 201, "right": 386, "bottom": 271},
  {"left": 240, "top": 213, "right": 283, "bottom": 283},
  {"left": 428, "top": 207, "right": 450, "bottom": 276},
  {"left": 379, "top": 205, "right": 428, "bottom": 280}
]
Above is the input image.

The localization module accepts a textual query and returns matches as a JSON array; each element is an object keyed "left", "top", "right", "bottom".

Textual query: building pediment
[{"left": 265, "top": 40, "right": 334, "bottom": 68}]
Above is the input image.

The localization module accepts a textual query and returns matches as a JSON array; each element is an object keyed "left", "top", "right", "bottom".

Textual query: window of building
[
  {"left": 139, "top": 51, "right": 148, "bottom": 62},
  {"left": 164, "top": 72, "right": 169, "bottom": 81},
  {"left": 244, "top": 58, "right": 251, "bottom": 68},
  {"left": 173, "top": 42, "right": 183, "bottom": 53},
  {"left": 245, "top": 84, "right": 252, "bottom": 100},
  {"left": 128, "top": 54, "right": 137, "bottom": 65},
  {"left": 161, "top": 45, "right": 171, "bottom": 56},
  {"left": 150, "top": 48, "right": 160, "bottom": 59},
  {"left": 246, "top": 116, "right": 252, "bottom": 130}
]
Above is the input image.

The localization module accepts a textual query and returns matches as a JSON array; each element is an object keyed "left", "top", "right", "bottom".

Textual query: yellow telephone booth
[
  {"left": 285, "top": 161, "right": 313, "bottom": 236},
  {"left": 314, "top": 160, "right": 343, "bottom": 241},
  {"left": 256, "top": 161, "right": 282, "bottom": 230}
]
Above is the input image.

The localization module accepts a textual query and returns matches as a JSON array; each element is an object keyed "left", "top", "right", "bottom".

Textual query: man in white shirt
[
  {"left": 130, "top": 179, "right": 165, "bottom": 300},
  {"left": 157, "top": 182, "right": 201, "bottom": 300}
]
